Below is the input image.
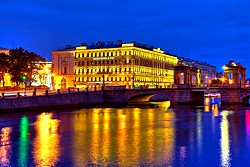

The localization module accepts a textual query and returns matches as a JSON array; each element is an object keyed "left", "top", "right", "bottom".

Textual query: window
[
  {"left": 64, "top": 67, "right": 67, "bottom": 74},
  {"left": 62, "top": 57, "right": 68, "bottom": 62}
]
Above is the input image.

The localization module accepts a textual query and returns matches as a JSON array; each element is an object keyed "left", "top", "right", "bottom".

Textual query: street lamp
[{"left": 21, "top": 74, "right": 27, "bottom": 96}]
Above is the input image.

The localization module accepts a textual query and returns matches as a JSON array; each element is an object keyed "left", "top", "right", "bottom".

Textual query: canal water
[{"left": 0, "top": 98, "right": 250, "bottom": 167}]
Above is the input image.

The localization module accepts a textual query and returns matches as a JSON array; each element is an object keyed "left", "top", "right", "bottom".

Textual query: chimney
[
  {"left": 117, "top": 40, "right": 123, "bottom": 45},
  {"left": 91, "top": 42, "right": 94, "bottom": 46}
]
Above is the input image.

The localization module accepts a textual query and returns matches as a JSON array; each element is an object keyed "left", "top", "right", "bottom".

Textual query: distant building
[
  {"left": 52, "top": 40, "right": 178, "bottom": 89},
  {"left": 178, "top": 57, "right": 217, "bottom": 85},
  {"left": 0, "top": 48, "right": 10, "bottom": 55},
  {"left": 0, "top": 48, "right": 53, "bottom": 88},
  {"left": 52, "top": 46, "right": 75, "bottom": 89},
  {"left": 0, "top": 48, "right": 11, "bottom": 87},
  {"left": 31, "top": 61, "right": 53, "bottom": 89},
  {"left": 223, "top": 59, "right": 247, "bottom": 86}
]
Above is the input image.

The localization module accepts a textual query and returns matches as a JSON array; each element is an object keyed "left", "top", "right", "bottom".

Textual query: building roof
[{"left": 53, "top": 40, "right": 174, "bottom": 56}]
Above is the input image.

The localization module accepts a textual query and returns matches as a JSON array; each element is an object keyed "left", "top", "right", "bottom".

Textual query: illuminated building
[
  {"left": 0, "top": 48, "right": 10, "bottom": 55},
  {"left": 0, "top": 48, "right": 12, "bottom": 87},
  {"left": 178, "top": 57, "right": 217, "bottom": 85},
  {"left": 52, "top": 46, "right": 75, "bottom": 90},
  {"left": 31, "top": 61, "right": 53, "bottom": 89},
  {"left": 222, "top": 59, "right": 246, "bottom": 86},
  {"left": 52, "top": 40, "right": 178, "bottom": 89}
]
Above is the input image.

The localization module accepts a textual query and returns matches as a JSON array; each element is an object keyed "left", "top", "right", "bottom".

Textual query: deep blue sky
[{"left": 1, "top": 0, "right": 250, "bottom": 76}]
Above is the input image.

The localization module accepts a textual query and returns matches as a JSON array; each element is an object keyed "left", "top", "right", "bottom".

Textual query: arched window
[{"left": 61, "top": 78, "right": 67, "bottom": 89}]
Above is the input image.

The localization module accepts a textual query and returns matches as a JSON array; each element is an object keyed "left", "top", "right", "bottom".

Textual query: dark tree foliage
[
  {"left": 8, "top": 47, "right": 46, "bottom": 86},
  {"left": 0, "top": 53, "right": 11, "bottom": 87}
]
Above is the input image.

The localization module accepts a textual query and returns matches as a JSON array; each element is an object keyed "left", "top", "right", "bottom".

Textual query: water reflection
[
  {"left": 220, "top": 111, "right": 231, "bottom": 167},
  {"left": 1, "top": 101, "right": 250, "bottom": 166},
  {"left": 204, "top": 97, "right": 221, "bottom": 114},
  {"left": 117, "top": 109, "right": 127, "bottom": 166},
  {"left": 33, "top": 113, "right": 60, "bottom": 166},
  {"left": 18, "top": 116, "right": 29, "bottom": 166},
  {"left": 0, "top": 127, "right": 12, "bottom": 166}
]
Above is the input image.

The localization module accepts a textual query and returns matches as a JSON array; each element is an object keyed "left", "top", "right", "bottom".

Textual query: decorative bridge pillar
[
  {"left": 172, "top": 60, "right": 203, "bottom": 104},
  {"left": 223, "top": 59, "right": 247, "bottom": 87}
]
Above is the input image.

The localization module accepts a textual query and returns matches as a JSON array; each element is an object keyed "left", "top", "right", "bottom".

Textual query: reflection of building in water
[
  {"left": 220, "top": 111, "right": 231, "bottom": 167},
  {"left": 0, "top": 127, "right": 12, "bottom": 146},
  {"left": 33, "top": 113, "right": 60, "bottom": 166},
  {"left": 0, "top": 127, "right": 12, "bottom": 166},
  {"left": 72, "top": 110, "right": 88, "bottom": 166},
  {"left": 204, "top": 97, "right": 221, "bottom": 113},
  {"left": 117, "top": 109, "right": 127, "bottom": 166}
]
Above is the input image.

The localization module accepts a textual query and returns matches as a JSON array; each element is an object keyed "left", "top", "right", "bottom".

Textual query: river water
[{"left": 0, "top": 98, "right": 250, "bottom": 167}]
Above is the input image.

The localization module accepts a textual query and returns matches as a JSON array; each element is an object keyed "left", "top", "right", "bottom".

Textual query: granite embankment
[{"left": 0, "top": 90, "right": 127, "bottom": 111}]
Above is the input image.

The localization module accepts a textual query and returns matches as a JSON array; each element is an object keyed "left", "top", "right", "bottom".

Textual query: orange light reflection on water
[{"left": 0, "top": 127, "right": 12, "bottom": 166}]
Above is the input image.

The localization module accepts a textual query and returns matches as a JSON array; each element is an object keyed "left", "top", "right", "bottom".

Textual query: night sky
[{"left": 1, "top": 0, "right": 250, "bottom": 77}]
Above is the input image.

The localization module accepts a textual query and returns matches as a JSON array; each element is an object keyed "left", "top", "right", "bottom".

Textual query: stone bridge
[
  {"left": 220, "top": 87, "right": 250, "bottom": 104},
  {"left": 103, "top": 87, "right": 250, "bottom": 105}
]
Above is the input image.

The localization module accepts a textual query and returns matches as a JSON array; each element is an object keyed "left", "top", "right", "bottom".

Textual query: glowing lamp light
[
  {"left": 21, "top": 75, "right": 27, "bottom": 81},
  {"left": 221, "top": 77, "right": 225, "bottom": 83}
]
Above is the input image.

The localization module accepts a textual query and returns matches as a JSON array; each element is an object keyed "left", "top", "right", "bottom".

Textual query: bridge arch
[
  {"left": 239, "top": 92, "right": 250, "bottom": 104},
  {"left": 126, "top": 91, "right": 173, "bottom": 102}
]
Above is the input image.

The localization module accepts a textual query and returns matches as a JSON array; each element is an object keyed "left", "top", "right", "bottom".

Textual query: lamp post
[{"left": 21, "top": 74, "right": 27, "bottom": 96}]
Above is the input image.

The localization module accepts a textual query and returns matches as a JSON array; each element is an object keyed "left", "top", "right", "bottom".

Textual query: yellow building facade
[
  {"left": 0, "top": 48, "right": 12, "bottom": 87},
  {"left": 52, "top": 41, "right": 178, "bottom": 90}
]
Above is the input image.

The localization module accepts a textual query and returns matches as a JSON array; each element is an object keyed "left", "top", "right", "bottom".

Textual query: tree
[
  {"left": 0, "top": 53, "right": 11, "bottom": 87},
  {"left": 8, "top": 47, "right": 46, "bottom": 86}
]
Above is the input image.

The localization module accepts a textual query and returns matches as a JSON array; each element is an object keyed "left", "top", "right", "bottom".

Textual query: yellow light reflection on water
[
  {"left": 102, "top": 109, "right": 110, "bottom": 166},
  {"left": 73, "top": 110, "right": 88, "bottom": 166},
  {"left": 204, "top": 97, "right": 210, "bottom": 112},
  {"left": 0, "top": 127, "right": 12, "bottom": 166},
  {"left": 204, "top": 105, "right": 209, "bottom": 112},
  {"left": 147, "top": 109, "right": 154, "bottom": 164},
  {"left": 163, "top": 111, "right": 175, "bottom": 164},
  {"left": 132, "top": 108, "right": 140, "bottom": 164},
  {"left": 213, "top": 104, "right": 219, "bottom": 117},
  {"left": 117, "top": 109, "right": 127, "bottom": 166},
  {"left": 33, "top": 113, "right": 60, "bottom": 167},
  {"left": 90, "top": 109, "right": 100, "bottom": 164},
  {"left": 220, "top": 111, "right": 231, "bottom": 167}
]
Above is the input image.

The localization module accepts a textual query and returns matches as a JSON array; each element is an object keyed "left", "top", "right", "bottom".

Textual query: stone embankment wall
[{"left": 0, "top": 90, "right": 126, "bottom": 111}]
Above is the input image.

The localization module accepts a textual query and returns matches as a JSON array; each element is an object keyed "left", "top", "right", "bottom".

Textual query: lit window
[{"left": 62, "top": 57, "right": 68, "bottom": 62}]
